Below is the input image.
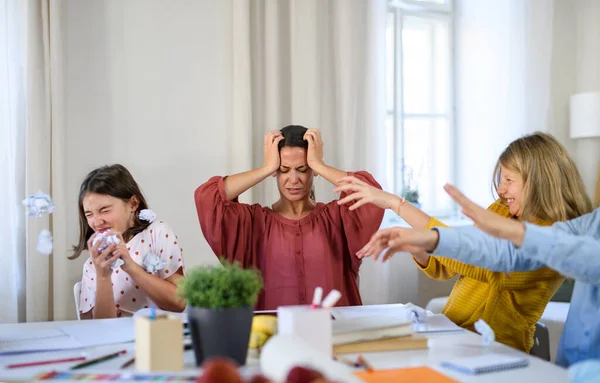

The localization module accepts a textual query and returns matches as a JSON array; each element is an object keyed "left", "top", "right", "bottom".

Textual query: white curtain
[
  {"left": 0, "top": 0, "right": 66, "bottom": 323},
  {"left": 230, "top": 0, "right": 389, "bottom": 304},
  {"left": 231, "top": 0, "right": 388, "bottom": 205},
  {"left": 0, "top": 0, "right": 26, "bottom": 323}
]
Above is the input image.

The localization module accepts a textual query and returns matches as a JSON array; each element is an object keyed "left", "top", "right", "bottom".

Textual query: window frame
[{"left": 387, "top": 0, "right": 457, "bottom": 218}]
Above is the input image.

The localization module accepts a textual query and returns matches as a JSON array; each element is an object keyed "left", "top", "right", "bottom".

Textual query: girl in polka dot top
[{"left": 70, "top": 164, "right": 186, "bottom": 319}]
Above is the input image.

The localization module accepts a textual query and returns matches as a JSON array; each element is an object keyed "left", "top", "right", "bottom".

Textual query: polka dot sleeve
[
  {"left": 79, "top": 258, "right": 97, "bottom": 315},
  {"left": 150, "top": 221, "right": 185, "bottom": 279}
]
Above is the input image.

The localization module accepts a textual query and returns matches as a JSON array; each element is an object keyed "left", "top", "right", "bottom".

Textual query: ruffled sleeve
[
  {"left": 194, "top": 176, "right": 265, "bottom": 267},
  {"left": 332, "top": 171, "right": 385, "bottom": 273}
]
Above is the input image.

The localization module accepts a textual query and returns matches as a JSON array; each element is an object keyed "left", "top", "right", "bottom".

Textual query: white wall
[
  {"left": 455, "top": 0, "right": 600, "bottom": 206},
  {"left": 454, "top": 0, "right": 534, "bottom": 207},
  {"left": 63, "top": 0, "right": 230, "bottom": 301},
  {"left": 573, "top": 0, "right": 600, "bottom": 198}
]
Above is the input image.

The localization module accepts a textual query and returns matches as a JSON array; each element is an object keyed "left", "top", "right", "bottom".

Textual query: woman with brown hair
[
  {"left": 72, "top": 164, "right": 185, "bottom": 319},
  {"left": 195, "top": 126, "right": 385, "bottom": 310}
]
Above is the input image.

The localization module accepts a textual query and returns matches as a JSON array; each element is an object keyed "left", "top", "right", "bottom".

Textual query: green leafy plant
[
  {"left": 401, "top": 164, "right": 420, "bottom": 203},
  {"left": 177, "top": 258, "right": 263, "bottom": 309},
  {"left": 401, "top": 187, "right": 420, "bottom": 203}
]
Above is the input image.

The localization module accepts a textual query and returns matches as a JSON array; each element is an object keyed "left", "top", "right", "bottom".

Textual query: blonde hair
[{"left": 492, "top": 132, "right": 593, "bottom": 222}]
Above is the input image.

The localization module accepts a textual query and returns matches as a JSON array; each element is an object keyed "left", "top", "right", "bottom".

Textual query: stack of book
[{"left": 332, "top": 316, "right": 428, "bottom": 354}]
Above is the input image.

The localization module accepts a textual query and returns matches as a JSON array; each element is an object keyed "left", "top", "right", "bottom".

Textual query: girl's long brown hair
[
  {"left": 492, "top": 132, "right": 593, "bottom": 222},
  {"left": 69, "top": 164, "right": 150, "bottom": 260}
]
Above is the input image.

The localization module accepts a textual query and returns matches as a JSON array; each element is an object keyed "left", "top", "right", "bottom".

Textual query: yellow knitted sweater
[{"left": 419, "top": 199, "right": 565, "bottom": 352}]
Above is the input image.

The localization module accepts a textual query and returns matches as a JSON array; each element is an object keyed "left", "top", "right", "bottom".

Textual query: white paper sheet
[
  {"left": 0, "top": 329, "right": 81, "bottom": 354},
  {"left": 0, "top": 318, "right": 135, "bottom": 354}
]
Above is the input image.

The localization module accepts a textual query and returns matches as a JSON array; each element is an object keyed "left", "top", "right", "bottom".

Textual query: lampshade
[{"left": 570, "top": 92, "right": 600, "bottom": 139}]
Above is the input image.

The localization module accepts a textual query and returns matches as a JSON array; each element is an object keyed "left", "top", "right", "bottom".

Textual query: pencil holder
[
  {"left": 135, "top": 314, "right": 184, "bottom": 371},
  {"left": 277, "top": 305, "right": 332, "bottom": 357}
]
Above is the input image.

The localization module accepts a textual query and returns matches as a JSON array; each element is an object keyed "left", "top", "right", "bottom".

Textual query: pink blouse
[
  {"left": 194, "top": 171, "right": 385, "bottom": 310},
  {"left": 79, "top": 220, "right": 185, "bottom": 317}
]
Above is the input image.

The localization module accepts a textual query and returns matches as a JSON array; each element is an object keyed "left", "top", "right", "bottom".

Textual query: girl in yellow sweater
[{"left": 336, "top": 132, "right": 592, "bottom": 352}]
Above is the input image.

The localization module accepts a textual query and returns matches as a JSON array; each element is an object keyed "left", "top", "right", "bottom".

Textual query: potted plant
[
  {"left": 401, "top": 186, "right": 420, "bottom": 207},
  {"left": 401, "top": 164, "right": 421, "bottom": 209},
  {"left": 177, "top": 259, "right": 263, "bottom": 366}
]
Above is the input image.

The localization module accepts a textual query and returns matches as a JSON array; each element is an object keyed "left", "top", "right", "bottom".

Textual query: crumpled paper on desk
[
  {"left": 143, "top": 252, "right": 166, "bottom": 273},
  {"left": 474, "top": 319, "right": 495, "bottom": 347},
  {"left": 22, "top": 192, "right": 55, "bottom": 217},
  {"left": 92, "top": 232, "right": 124, "bottom": 270},
  {"left": 404, "top": 302, "right": 429, "bottom": 322},
  {"left": 36, "top": 229, "right": 53, "bottom": 255}
]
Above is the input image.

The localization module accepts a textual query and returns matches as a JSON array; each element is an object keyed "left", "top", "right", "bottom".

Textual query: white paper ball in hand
[{"left": 92, "top": 231, "right": 123, "bottom": 270}]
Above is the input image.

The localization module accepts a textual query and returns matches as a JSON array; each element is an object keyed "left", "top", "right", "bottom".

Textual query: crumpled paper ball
[
  {"left": 139, "top": 209, "right": 156, "bottom": 223},
  {"left": 92, "top": 231, "right": 123, "bottom": 270},
  {"left": 37, "top": 230, "right": 53, "bottom": 255},
  {"left": 143, "top": 252, "right": 166, "bottom": 273},
  {"left": 474, "top": 319, "right": 495, "bottom": 347},
  {"left": 22, "top": 192, "right": 55, "bottom": 217}
]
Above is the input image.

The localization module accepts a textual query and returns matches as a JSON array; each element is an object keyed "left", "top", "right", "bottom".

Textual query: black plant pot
[{"left": 187, "top": 305, "right": 253, "bottom": 366}]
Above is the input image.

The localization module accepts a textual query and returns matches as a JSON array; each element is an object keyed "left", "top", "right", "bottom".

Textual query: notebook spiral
[
  {"left": 472, "top": 359, "right": 529, "bottom": 374},
  {"left": 441, "top": 354, "right": 530, "bottom": 375}
]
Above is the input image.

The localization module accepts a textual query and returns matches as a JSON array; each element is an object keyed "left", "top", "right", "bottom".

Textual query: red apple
[
  {"left": 196, "top": 357, "right": 243, "bottom": 383},
  {"left": 247, "top": 374, "right": 272, "bottom": 383},
  {"left": 286, "top": 366, "right": 325, "bottom": 383}
]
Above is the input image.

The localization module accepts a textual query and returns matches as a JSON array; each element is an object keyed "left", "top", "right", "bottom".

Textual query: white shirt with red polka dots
[{"left": 78, "top": 220, "right": 185, "bottom": 317}]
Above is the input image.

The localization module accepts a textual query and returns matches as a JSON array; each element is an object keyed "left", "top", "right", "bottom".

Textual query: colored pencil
[
  {"left": 333, "top": 355, "right": 361, "bottom": 368},
  {"left": 7, "top": 356, "right": 86, "bottom": 369},
  {"left": 357, "top": 354, "right": 374, "bottom": 372},
  {"left": 120, "top": 357, "right": 135, "bottom": 369},
  {"left": 70, "top": 350, "right": 127, "bottom": 370}
]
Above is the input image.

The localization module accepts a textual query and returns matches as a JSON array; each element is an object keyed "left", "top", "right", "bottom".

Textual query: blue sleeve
[
  {"left": 433, "top": 226, "right": 545, "bottom": 272},
  {"left": 433, "top": 209, "right": 600, "bottom": 284},
  {"left": 520, "top": 223, "right": 600, "bottom": 285}
]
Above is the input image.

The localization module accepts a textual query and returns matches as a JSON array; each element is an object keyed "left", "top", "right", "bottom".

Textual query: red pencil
[{"left": 7, "top": 356, "right": 86, "bottom": 369}]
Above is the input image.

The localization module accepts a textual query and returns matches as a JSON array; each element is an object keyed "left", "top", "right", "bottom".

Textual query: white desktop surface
[{"left": 0, "top": 306, "right": 569, "bottom": 382}]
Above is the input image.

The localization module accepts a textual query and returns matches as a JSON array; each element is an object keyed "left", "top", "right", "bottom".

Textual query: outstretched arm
[{"left": 334, "top": 176, "right": 431, "bottom": 227}]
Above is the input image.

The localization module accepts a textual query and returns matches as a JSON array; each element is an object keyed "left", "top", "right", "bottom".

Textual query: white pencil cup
[{"left": 277, "top": 305, "right": 332, "bottom": 357}]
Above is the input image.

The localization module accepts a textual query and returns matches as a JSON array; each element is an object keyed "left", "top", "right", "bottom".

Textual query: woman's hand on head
[
  {"left": 87, "top": 233, "right": 119, "bottom": 280},
  {"left": 334, "top": 176, "right": 401, "bottom": 210},
  {"left": 263, "top": 130, "right": 284, "bottom": 174},
  {"left": 303, "top": 129, "right": 325, "bottom": 169}
]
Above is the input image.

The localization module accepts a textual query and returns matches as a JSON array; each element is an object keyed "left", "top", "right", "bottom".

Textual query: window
[{"left": 386, "top": 0, "right": 454, "bottom": 219}]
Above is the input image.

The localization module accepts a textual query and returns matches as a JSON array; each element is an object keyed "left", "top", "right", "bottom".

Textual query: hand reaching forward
[
  {"left": 444, "top": 184, "right": 525, "bottom": 246},
  {"left": 357, "top": 227, "right": 440, "bottom": 262},
  {"left": 334, "top": 175, "right": 402, "bottom": 211}
]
